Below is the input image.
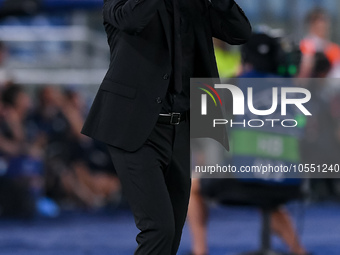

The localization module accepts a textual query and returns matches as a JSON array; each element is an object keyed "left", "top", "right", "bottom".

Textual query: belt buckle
[{"left": 170, "top": 113, "right": 181, "bottom": 125}]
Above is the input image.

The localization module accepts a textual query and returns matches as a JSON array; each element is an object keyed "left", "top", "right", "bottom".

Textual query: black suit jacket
[{"left": 81, "top": 0, "right": 251, "bottom": 152}]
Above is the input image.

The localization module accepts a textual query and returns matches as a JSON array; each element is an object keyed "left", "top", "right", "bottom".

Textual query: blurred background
[{"left": 0, "top": 0, "right": 339, "bottom": 255}]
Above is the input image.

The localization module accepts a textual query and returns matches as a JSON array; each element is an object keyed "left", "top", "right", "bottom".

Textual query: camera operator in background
[{"left": 187, "top": 33, "right": 309, "bottom": 255}]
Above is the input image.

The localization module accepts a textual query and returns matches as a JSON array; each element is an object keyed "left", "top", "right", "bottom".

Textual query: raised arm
[
  {"left": 209, "top": 0, "right": 252, "bottom": 45},
  {"left": 103, "top": 0, "right": 162, "bottom": 34}
]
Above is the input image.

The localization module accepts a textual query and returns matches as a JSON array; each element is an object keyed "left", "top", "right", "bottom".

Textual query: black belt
[{"left": 158, "top": 111, "right": 188, "bottom": 125}]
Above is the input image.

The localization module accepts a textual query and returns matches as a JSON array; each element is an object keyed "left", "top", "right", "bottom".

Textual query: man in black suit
[{"left": 82, "top": 0, "right": 251, "bottom": 254}]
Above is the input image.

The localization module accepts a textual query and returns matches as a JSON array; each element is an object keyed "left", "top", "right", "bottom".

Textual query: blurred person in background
[
  {"left": 31, "top": 86, "right": 121, "bottom": 209},
  {"left": 0, "top": 84, "right": 57, "bottom": 217},
  {"left": 62, "top": 89, "right": 121, "bottom": 209},
  {"left": 299, "top": 8, "right": 340, "bottom": 78},
  {"left": 30, "top": 86, "right": 78, "bottom": 206},
  {"left": 187, "top": 33, "right": 309, "bottom": 255},
  {"left": 298, "top": 7, "right": 340, "bottom": 198},
  {"left": 300, "top": 53, "right": 340, "bottom": 201}
]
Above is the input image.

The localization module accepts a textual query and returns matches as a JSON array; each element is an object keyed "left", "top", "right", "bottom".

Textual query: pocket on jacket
[{"left": 100, "top": 78, "right": 137, "bottom": 99}]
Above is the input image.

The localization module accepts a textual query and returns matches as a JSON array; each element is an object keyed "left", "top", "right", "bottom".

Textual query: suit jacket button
[
  {"left": 163, "top": 74, "right": 169, "bottom": 80},
  {"left": 156, "top": 97, "right": 162, "bottom": 104}
]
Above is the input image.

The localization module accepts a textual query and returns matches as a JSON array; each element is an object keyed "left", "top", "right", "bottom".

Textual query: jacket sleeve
[
  {"left": 103, "top": 0, "right": 162, "bottom": 34},
  {"left": 208, "top": 0, "right": 252, "bottom": 45}
]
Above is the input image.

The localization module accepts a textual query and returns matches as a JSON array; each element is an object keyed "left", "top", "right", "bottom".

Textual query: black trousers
[{"left": 107, "top": 119, "right": 191, "bottom": 255}]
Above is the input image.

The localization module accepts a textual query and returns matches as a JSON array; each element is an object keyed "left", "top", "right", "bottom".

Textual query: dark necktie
[{"left": 173, "top": 0, "right": 182, "bottom": 94}]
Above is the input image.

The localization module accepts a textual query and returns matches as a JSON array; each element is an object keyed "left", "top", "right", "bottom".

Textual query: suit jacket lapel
[{"left": 158, "top": 1, "right": 172, "bottom": 58}]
